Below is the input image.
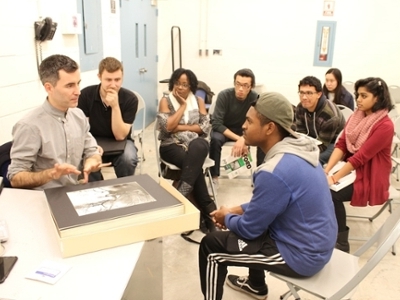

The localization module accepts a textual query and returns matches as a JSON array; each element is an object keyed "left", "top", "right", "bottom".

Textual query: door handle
[{"left": 139, "top": 68, "right": 147, "bottom": 74}]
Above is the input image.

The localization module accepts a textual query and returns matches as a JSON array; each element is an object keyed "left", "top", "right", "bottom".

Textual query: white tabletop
[{"left": 0, "top": 188, "right": 144, "bottom": 300}]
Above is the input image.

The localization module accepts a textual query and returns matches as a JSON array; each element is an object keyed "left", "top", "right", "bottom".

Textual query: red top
[{"left": 336, "top": 115, "right": 394, "bottom": 206}]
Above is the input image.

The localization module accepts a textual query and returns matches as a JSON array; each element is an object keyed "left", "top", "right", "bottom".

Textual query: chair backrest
[
  {"left": 0, "top": 141, "right": 12, "bottom": 188},
  {"left": 153, "top": 117, "right": 163, "bottom": 177},
  {"left": 337, "top": 104, "right": 353, "bottom": 122},
  {"left": 270, "top": 206, "right": 400, "bottom": 300},
  {"left": 388, "top": 107, "right": 399, "bottom": 122},
  {"left": 354, "top": 206, "right": 400, "bottom": 257},
  {"left": 343, "top": 81, "right": 354, "bottom": 94},
  {"left": 208, "top": 96, "right": 217, "bottom": 115},
  {"left": 134, "top": 91, "right": 146, "bottom": 111},
  {"left": 131, "top": 91, "right": 146, "bottom": 137},
  {"left": 389, "top": 85, "right": 400, "bottom": 104},
  {"left": 393, "top": 115, "right": 400, "bottom": 139},
  {"left": 331, "top": 207, "right": 400, "bottom": 299}
]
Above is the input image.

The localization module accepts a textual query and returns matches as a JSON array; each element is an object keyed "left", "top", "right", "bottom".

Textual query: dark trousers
[
  {"left": 90, "top": 140, "right": 138, "bottom": 181},
  {"left": 330, "top": 184, "right": 353, "bottom": 232},
  {"left": 199, "top": 230, "right": 303, "bottom": 300},
  {"left": 209, "top": 129, "right": 265, "bottom": 176},
  {"left": 319, "top": 143, "right": 335, "bottom": 165},
  {"left": 160, "top": 138, "right": 214, "bottom": 210}
]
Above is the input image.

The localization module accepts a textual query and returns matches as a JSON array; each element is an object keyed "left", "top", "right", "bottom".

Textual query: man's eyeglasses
[
  {"left": 298, "top": 91, "right": 318, "bottom": 97},
  {"left": 235, "top": 82, "right": 251, "bottom": 89},
  {"left": 174, "top": 82, "right": 190, "bottom": 89}
]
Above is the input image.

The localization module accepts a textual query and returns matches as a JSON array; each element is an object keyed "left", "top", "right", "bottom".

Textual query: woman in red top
[{"left": 324, "top": 77, "right": 394, "bottom": 253}]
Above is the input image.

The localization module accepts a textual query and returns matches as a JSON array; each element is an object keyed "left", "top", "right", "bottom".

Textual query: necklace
[{"left": 100, "top": 94, "right": 109, "bottom": 111}]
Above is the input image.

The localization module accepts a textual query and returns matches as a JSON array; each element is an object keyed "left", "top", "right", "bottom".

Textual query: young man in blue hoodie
[{"left": 198, "top": 92, "right": 337, "bottom": 300}]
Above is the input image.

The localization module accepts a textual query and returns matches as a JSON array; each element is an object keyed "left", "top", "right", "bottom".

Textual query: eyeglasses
[
  {"left": 298, "top": 91, "right": 318, "bottom": 97},
  {"left": 235, "top": 82, "right": 251, "bottom": 89},
  {"left": 174, "top": 82, "right": 190, "bottom": 89}
]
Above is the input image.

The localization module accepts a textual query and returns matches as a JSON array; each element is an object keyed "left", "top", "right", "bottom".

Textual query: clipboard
[
  {"left": 96, "top": 137, "right": 127, "bottom": 156},
  {"left": 328, "top": 161, "right": 356, "bottom": 192}
]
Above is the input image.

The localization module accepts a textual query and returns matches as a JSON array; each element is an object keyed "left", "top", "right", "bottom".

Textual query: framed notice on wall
[
  {"left": 313, "top": 20, "right": 337, "bottom": 67},
  {"left": 323, "top": 0, "right": 335, "bottom": 16}
]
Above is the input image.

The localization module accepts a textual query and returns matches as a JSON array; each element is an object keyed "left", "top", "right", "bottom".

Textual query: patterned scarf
[
  {"left": 168, "top": 92, "right": 200, "bottom": 149},
  {"left": 169, "top": 92, "right": 198, "bottom": 123},
  {"left": 345, "top": 109, "right": 388, "bottom": 153}
]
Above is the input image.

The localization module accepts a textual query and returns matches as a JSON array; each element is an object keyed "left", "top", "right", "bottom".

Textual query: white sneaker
[{"left": 207, "top": 178, "right": 219, "bottom": 197}]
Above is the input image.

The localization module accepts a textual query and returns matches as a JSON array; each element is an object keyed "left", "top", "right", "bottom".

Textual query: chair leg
[
  {"left": 347, "top": 199, "right": 392, "bottom": 221},
  {"left": 368, "top": 200, "right": 392, "bottom": 222},
  {"left": 206, "top": 168, "right": 218, "bottom": 206},
  {"left": 348, "top": 200, "right": 397, "bottom": 256},
  {"left": 391, "top": 163, "right": 397, "bottom": 180},
  {"left": 390, "top": 201, "right": 396, "bottom": 254},
  {"left": 280, "top": 283, "right": 301, "bottom": 300},
  {"left": 140, "top": 136, "right": 145, "bottom": 161}
]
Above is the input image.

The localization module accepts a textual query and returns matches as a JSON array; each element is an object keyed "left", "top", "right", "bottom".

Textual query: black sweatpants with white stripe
[{"left": 199, "top": 230, "right": 304, "bottom": 300}]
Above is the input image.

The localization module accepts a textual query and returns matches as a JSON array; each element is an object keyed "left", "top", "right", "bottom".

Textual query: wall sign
[
  {"left": 110, "top": 0, "right": 116, "bottom": 14},
  {"left": 323, "top": 0, "right": 335, "bottom": 16},
  {"left": 313, "top": 21, "right": 336, "bottom": 67}
]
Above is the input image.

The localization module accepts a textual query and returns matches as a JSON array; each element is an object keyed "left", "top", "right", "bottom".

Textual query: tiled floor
[{"left": 109, "top": 122, "right": 400, "bottom": 300}]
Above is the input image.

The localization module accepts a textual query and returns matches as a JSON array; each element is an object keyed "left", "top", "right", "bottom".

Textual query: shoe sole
[{"left": 226, "top": 278, "right": 268, "bottom": 300}]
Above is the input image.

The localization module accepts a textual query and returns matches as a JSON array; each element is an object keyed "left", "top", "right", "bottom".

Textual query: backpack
[{"left": 197, "top": 81, "right": 215, "bottom": 105}]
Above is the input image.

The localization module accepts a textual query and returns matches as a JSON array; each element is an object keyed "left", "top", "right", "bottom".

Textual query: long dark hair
[
  {"left": 322, "top": 68, "right": 345, "bottom": 105},
  {"left": 354, "top": 77, "right": 394, "bottom": 112}
]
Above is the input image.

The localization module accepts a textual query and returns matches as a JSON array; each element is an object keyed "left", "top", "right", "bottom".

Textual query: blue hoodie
[{"left": 224, "top": 136, "right": 337, "bottom": 276}]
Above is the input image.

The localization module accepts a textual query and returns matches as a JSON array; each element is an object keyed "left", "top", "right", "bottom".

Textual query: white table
[{"left": 0, "top": 188, "right": 146, "bottom": 300}]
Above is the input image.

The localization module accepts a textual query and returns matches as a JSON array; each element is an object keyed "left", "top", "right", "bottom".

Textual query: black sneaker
[{"left": 226, "top": 275, "right": 268, "bottom": 300}]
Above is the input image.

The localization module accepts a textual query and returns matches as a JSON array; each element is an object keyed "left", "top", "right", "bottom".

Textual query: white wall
[
  {"left": 0, "top": 0, "right": 120, "bottom": 144},
  {"left": 157, "top": 0, "right": 400, "bottom": 105},
  {"left": 1, "top": 0, "right": 400, "bottom": 144}
]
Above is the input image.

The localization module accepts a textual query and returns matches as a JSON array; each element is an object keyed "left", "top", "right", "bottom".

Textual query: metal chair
[
  {"left": 270, "top": 206, "right": 400, "bottom": 300},
  {"left": 391, "top": 115, "right": 400, "bottom": 180},
  {"left": 131, "top": 91, "right": 146, "bottom": 174},
  {"left": 336, "top": 104, "right": 353, "bottom": 122},
  {"left": 153, "top": 118, "right": 217, "bottom": 203},
  {"left": 388, "top": 107, "right": 398, "bottom": 122},
  {"left": 342, "top": 81, "right": 356, "bottom": 109},
  {"left": 347, "top": 186, "right": 397, "bottom": 222},
  {"left": 343, "top": 81, "right": 354, "bottom": 94},
  {"left": 0, "top": 141, "right": 12, "bottom": 188},
  {"left": 389, "top": 85, "right": 400, "bottom": 104},
  {"left": 346, "top": 182, "right": 399, "bottom": 255}
]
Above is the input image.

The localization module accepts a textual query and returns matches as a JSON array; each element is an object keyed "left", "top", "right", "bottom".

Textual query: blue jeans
[
  {"left": 90, "top": 139, "right": 138, "bottom": 181},
  {"left": 319, "top": 143, "right": 335, "bottom": 166}
]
